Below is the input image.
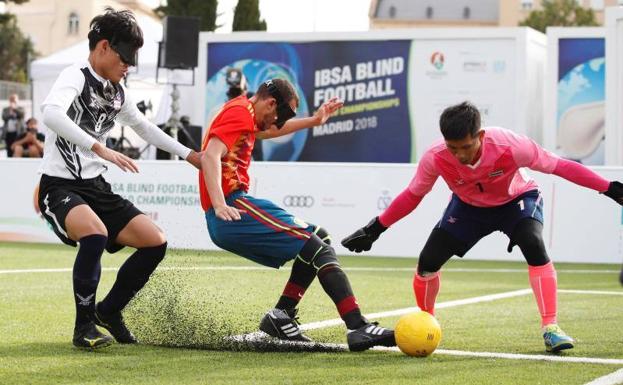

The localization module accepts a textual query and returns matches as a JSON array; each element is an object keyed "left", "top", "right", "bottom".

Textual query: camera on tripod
[{"left": 225, "top": 68, "right": 249, "bottom": 100}]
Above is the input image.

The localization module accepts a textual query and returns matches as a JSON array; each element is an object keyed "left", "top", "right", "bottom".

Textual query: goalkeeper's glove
[
  {"left": 341, "top": 217, "right": 387, "bottom": 253},
  {"left": 602, "top": 181, "right": 623, "bottom": 206}
]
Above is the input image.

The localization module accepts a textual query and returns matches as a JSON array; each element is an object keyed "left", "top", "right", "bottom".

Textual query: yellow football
[{"left": 395, "top": 311, "right": 442, "bottom": 357}]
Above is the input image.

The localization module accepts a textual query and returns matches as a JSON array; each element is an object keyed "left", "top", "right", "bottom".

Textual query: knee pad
[
  {"left": 417, "top": 228, "right": 465, "bottom": 275},
  {"left": 313, "top": 226, "right": 332, "bottom": 245},
  {"left": 299, "top": 234, "right": 339, "bottom": 270},
  {"left": 508, "top": 219, "right": 549, "bottom": 266}
]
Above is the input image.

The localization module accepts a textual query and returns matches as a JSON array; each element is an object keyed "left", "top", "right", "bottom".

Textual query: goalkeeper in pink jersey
[{"left": 342, "top": 101, "right": 623, "bottom": 353}]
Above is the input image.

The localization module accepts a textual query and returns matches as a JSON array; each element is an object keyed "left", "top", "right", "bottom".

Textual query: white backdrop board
[
  {"left": 2, "top": 159, "right": 622, "bottom": 264},
  {"left": 605, "top": 7, "right": 623, "bottom": 165}
]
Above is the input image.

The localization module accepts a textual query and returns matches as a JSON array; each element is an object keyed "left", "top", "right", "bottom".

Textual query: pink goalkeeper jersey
[{"left": 409, "top": 127, "right": 559, "bottom": 207}]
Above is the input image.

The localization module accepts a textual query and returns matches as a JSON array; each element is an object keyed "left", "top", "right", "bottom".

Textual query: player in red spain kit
[
  {"left": 343, "top": 101, "right": 623, "bottom": 353},
  {"left": 200, "top": 79, "right": 396, "bottom": 351}
]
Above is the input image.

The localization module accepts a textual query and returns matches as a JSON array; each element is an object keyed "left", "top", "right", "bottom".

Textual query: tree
[
  {"left": 232, "top": 0, "right": 267, "bottom": 31},
  {"left": 154, "top": 0, "right": 218, "bottom": 31},
  {"left": 520, "top": 0, "right": 598, "bottom": 33},
  {"left": 0, "top": 11, "right": 35, "bottom": 82}
]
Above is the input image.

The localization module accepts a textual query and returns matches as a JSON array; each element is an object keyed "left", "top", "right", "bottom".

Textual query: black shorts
[
  {"left": 38, "top": 174, "right": 142, "bottom": 253},
  {"left": 435, "top": 190, "right": 543, "bottom": 256}
]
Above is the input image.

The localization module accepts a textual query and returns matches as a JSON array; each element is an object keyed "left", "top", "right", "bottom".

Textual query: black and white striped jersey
[
  {"left": 40, "top": 62, "right": 191, "bottom": 180},
  {"left": 40, "top": 63, "right": 128, "bottom": 179}
]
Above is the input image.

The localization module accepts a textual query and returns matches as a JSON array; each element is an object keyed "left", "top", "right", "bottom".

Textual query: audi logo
[{"left": 283, "top": 195, "right": 315, "bottom": 208}]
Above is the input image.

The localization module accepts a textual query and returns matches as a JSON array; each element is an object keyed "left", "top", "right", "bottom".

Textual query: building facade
[
  {"left": 5, "top": 0, "right": 159, "bottom": 57},
  {"left": 369, "top": 0, "right": 622, "bottom": 29}
]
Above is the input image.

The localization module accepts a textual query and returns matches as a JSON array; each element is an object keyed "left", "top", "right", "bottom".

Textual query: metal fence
[{"left": 0, "top": 80, "right": 30, "bottom": 100}]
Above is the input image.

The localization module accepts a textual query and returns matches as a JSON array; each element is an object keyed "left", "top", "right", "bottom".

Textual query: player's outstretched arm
[
  {"left": 341, "top": 188, "right": 424, "bottom": 252},
  {"left": 256, "top": 97, "right": 343, "bottom": 140},
  {"left": 341, "top": 217, "right": 387, "bottom": 253},
  {"left": 128, "top": 115, "right": 204, "bottom": 169}
]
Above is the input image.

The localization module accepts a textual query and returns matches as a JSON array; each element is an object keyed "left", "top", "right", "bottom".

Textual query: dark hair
[
  {"left": 88, "top": 7, "right": 143, "bottom": 51},
  {"left": 255, "top": 78, "right": 299, "bottom": 107},
  {"left": 26, "top": 117, "right": 37, "bottom": 127},
  {"left": 439, "top": 101, "right": 481, "bottom": 140}
]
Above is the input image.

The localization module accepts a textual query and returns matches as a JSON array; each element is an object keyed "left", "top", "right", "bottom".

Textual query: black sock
[
  {"left": 73, "top": 234, "right": 107, "bottom": 327},
  {"left": 317, "top": 265, "right": 366, "bottom": 330},
  {"left": 99, "top": 242, "right": 167, "bottom": 315},
  {"left": 275, "top": 258, "right": 317, "bottom": 314}
]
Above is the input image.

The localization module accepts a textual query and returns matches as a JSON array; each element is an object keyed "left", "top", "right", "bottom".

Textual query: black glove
[
  {"left": 603, "top": 181, "right": 623, "bottom": 205},
  {"left": 341, "top": 217, "right": 387, "bottom": 253}
]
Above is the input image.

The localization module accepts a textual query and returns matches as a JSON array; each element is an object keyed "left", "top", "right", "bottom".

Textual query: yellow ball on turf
[{"left": 395, "top": 311, "right": 442, "bottom": 357}]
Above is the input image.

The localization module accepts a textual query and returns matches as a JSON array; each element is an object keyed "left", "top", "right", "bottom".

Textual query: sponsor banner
[
  {"left": 410, "top": 39, "right": 518, "bottom": 162},
  {"left": 3, "top": 159, "right": 622, "bottom": 263},
  {"left": 206, "top": 40, "right": 411, "bottom": 163},
  {"left": 203, "top": 36, "right": 533, "bottom": 163},
  {"left": 557, "top": 37, "right": 605, "bottom": 165}
]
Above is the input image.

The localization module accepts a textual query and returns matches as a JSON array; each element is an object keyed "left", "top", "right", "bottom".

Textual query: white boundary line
[
  {"left": 584, "top": 368, "right": 623, "bottom": 385},
  {"left": 559, "top": 289, "right": 623, "bottom": 296},
  {"left": 300, "top": 289, "right": 532, "bottom": 331},
  {"left": 0, "top": 266, "right": 618, "bottom": 274},
  {"left": 373, "top": 347, "right": 623, "bottom": 366},
  {"left": 239, "top": 288, "right": 623, "bottom": 366}
]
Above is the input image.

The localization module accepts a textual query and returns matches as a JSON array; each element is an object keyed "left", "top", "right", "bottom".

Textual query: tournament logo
[
  {"left": 430, "top": 52, "right": 445, "bottom": 70},
  {"left": 283, "top": 195, "right": 315, "bottom": 208}
]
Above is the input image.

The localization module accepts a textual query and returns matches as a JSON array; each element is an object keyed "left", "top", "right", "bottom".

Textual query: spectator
[
  {"left": 12, "top": 118, "right": 45, "bottom": 158},
  {"left": 2, "top": 93, "right": 25, "bottom": 157}
]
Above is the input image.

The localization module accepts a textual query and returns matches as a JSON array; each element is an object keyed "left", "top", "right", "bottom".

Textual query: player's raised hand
[
  {"left": 214, "top": 204, "right": 246, "bottom": 221},
  {"left": 341, "top": 217, "right": 387, "bottom": 253},
  {"left": 92, "top": 142, "right": 139, "bottom": 173},
  {"left": 603, "top": 181, "right": 623, "bottom": 205},
  {"left": 314, "top": 97, "right": 344, "bottom": 125}
]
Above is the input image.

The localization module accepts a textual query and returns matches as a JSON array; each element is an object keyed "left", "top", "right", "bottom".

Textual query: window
[
  {"left": 68, "top": 12, "right": 79, "bottom": 35},
  {"left": 463, "top": 6, "right": 471, "bottom": 19},
  {"left": 389, "top": 5, "right": 396, "bottom": 18},
  {"left": 521, "top": 0, "right": 533, "bottom": 10},
  {"left": 426, "top": 6, "right": 433, "bottom": 19}
]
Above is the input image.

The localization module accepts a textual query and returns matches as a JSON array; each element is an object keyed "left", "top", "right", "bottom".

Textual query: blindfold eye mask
[
  {"left": 110, "top": 40, "right": 139, "bottom": 66},
  {"left": 88, "top": 26, "right": 140, "bottom": 67},
  {"left": 264, "top": 80, "right": 296, "bottom": 128}
]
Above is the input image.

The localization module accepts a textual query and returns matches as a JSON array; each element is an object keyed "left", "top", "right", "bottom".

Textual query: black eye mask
[
  {"left": 264, "top": 80, "right": 296, "bottom": 128},
  {"left": 110, "top": 41, "right": 138, "bottom": 67}
]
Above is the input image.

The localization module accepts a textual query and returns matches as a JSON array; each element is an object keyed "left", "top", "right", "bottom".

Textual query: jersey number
[
  {"left": 95, "top": 113, "right": 107, "bottom": 133},
  {"left": 518, "top": 199, "right": 525, "bottom": 211}
]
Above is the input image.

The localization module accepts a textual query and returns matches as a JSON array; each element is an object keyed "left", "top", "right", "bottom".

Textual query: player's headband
[{"left": 264, "top": 80, "right": 296, "bottom": 129}]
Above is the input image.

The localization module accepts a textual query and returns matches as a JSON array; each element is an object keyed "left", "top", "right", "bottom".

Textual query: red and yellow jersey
[{"left": 199, "top": 96, "right": 256, "bottom": 211}]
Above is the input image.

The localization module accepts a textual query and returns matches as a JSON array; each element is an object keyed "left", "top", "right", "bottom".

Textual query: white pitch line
[
  {"left": 583, "top": 368, "right": 623, "bottom": 385},
  {"left": 559, "top": 289, "right": 623, "bottom": 296},
  {"left": 299, "top": 289, "right": 532, "bottom": 331},
  {"left": 297, "top": 287, "right": 622, "bottom": 330},
  {"left": 372, "top": 346, "right": 623, "bottom": 366},
  {"left": 236, "top": 288, "right": 623, "bottom": 366},
  {"left": 0, "top": 266, "right": 618, "bottom": 275}
]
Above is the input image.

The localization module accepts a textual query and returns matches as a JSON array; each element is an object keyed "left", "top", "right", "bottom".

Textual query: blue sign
[{"left": 205, "top": 41, "right": 412, "bottom": 162}]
